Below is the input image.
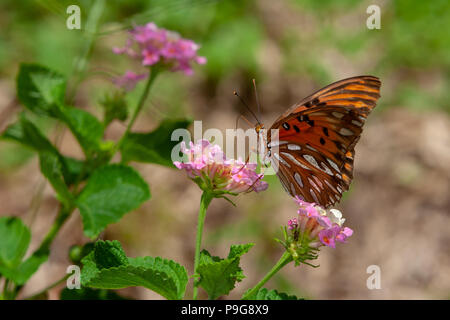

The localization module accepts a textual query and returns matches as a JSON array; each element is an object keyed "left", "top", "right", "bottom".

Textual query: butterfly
[{"left": 255, "top": 75, "right": 381, "bottom": 208}]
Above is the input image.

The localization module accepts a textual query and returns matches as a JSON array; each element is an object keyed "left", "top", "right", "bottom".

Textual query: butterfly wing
[{"left": 267, "top": 75, "right": 381, "bottom": 207}]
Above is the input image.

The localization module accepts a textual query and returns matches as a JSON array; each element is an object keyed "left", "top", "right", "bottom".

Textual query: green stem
[
  {"left": 241, "top": 251, "right": 293, "bottom": 300},
  {"left": 192, "top": 191, "right": 214, "bottom": 300},
  {"left": 126, "top": 69, "right": 158, "bottom": 136},
  {"left": 113, "top": 68, "right": 159, "bottom": 159},
  {"left": 34, "top": 207, "right": 72, "bottom": 256},
  {"left": 11, "top": 206, "right": 72, "bottom": 299},
  {"left": 25, "top": 274, "right": 70, "bottom": 300},
  {"left": 2, "top": 279, "right": 10, "bottom": 300}
]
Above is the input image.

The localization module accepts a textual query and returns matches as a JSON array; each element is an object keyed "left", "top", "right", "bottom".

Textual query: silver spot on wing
[
  {"left": 308, "top": 177, "right": 321, "bottom": 193},
  {"left": 268, "top": 140, "right": 288, "bottom": 148},
  {"left": 324, "top": 179, "right": 338, "bottom": 193},
  {"left": 327, "top": 159, "right": 340, "bottom": 172},
  {"left": 306, "top": 145, "right": 318, "bottom": 152},
  {"left": 310, "top": 188, "right": 319, "bottom": 203},
  {"left": 332, "top": 112, "right": 345, "bottom": 119},
  {"left": 273, "top": 152, "right": 291, "bottom": 168},
  {"left": 320, "top": 162, "right": 333, "bottom": 175},
  {"left": 303, "top": 154, "right": 321, "bottom": 170},
  {"left": 329, "top": 194, "right": 336, "bottom": 204},
  {"left": 312, "top": 175, "right": 324, "bottom": 190},
  {"left": 281, "top": 152, "right": 311, "bottom": 170},
  {"left": 290, "top": 183, "right": 296, "bottom": 195},
  {"left": 287, "top": 144, "right": 301, "bottom": 150},
  {"left": 351, "top": 119, "right": 363, "bottom": 127},
  {"left": 339, "top": 128, "right": 354, "bottom": 136},
  {"left": 294, "top": 172, "right": 303, "bottom": 187}
]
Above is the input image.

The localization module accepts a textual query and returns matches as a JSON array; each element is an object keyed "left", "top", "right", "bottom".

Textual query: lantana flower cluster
[
  {"left": 112, "top": 70, "right": 147, "bottom": 91},
  {"left": 113, "top": 22, "right": 206, "bottom": 90},
  {"left": 174, "top": 140, "right": 268, "bottom": 197},
  {"left": 279, "top": 196, "right": 353, "bottom": 266}
]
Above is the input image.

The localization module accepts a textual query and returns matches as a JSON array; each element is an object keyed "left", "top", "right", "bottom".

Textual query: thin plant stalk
[
  {"left": 241, "top": 251, "right": 292, "bottom": 300},
  {"left": 192, "top": 191, "right": 213, "bottom": 300},
  {"left": 115, "top": 67, "right": 159, "bottom": 157}
]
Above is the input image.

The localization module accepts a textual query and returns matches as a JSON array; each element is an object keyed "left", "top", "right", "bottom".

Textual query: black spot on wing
[{"left": 320, "top": 137, "right": 325, "bottom": 145}]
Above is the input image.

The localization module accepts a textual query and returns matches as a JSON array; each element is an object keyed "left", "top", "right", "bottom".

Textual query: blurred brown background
[{"left": 0, "top": 0, "right": 449, "bottom": 299}]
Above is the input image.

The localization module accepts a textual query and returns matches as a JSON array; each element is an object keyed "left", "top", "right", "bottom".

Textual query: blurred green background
[{"left": 0, "top": 0, "right": 449, "bottom": 299}]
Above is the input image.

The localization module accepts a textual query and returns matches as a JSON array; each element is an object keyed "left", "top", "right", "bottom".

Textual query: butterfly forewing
[{"left": 267, "top": 75, "right": 381, "bottom": 207}]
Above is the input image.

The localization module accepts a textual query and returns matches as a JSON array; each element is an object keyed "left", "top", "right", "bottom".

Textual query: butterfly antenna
[
  {"left": 235, "top": 114, "right": 255, "bottom": 131},
  {"left": 233, "top": 90, "right": 261, "bottom": 126},
  {"left": 252, "top": 79, "right": 262, "bottom": 121}
]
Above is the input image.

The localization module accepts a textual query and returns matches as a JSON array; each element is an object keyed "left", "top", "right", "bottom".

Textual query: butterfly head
[{"left": 255, "top": 123, "right": 264, "bottom": 133}]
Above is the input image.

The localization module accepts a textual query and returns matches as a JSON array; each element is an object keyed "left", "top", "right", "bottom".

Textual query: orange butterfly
[{"left": 255, "top": 75, "right": 381, "bottom": 208}]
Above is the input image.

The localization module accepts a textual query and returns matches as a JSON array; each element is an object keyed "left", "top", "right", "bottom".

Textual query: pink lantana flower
[
  {"left": 277, "top": 197, "right": 353, "bottom": 266},
  {"left": 113, "top": 22, "right": 206, "bottom": 76},
  {"left": 112, "top": 71, "right": 147, "bottom": 91},
  {"left": 174, "top": 140, "right": 268, "bottom": 197},
  {"left": 288, "top": 218, "right": 298, "bottom": 230}
]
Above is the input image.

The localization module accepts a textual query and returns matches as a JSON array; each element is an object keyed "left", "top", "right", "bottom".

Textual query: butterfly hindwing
[
  {"left": 273, "top": 142, "right": 348, "bottom": 206},
  {"left": 267, "top": 75, "right": 381, "bottom": 207}
]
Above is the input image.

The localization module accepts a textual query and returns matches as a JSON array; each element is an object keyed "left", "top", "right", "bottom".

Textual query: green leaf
[
  {"left": 16, "top": 63, "right": 66, "bottom": 116},
  {"left": 198, "top": 250, "right": 221, "bottom": 265},
  {"left": 60, "top": 287, "right": 127, "bottom": 300},
  {"left": 0, "top": 217, "right": 48, "bottom": 285},
  {"left": 197, "top": 243, "right": 254, "bottom": 300},
  {"left": 60, "top": 156, "right": 90, "bottom": 186},
  {"left": 56, "top": 106, "right": 104, "bottom": 155},
  {"left": 246, "top": 288, "right": 302, "bottom": 300},
  {"left": 3, "top": 253, "right": 49, "bottom": 285},
  {"left": 99, "top": 91, "right": 128, "bottom": 126},
  {"left": 0, "top": 217, "right": 30, "bottom": 269},
  {"left": 76, "top": 164, "right": 151, "bottom": 238},
  {"left": 1, "top": 114, "right": 58, "bottom": 154},
  {"left": 93, "top": 240, "right": 128, "bottom": 269},
  {"left": 81, "top": 240, "right": 188, "bottom": 300},
  {"left": 14, "top": 63, "right": 103, "bottom": 154},
  {"left": 39, "top": 152, "right": 73, "bottom": 208},
  {"left": 120, "top": 118, "right": 192, "bottom": 167},
  {"left": 1, "top": 115, "right": 87, "bottom": 187},
  {"left": 228, "top": 243, "right": 254, "bottom": 259}
]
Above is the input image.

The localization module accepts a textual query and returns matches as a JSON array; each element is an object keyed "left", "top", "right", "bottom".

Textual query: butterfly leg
[{"left": 244, "top": 170, "right": 265, "bottom": 193}]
